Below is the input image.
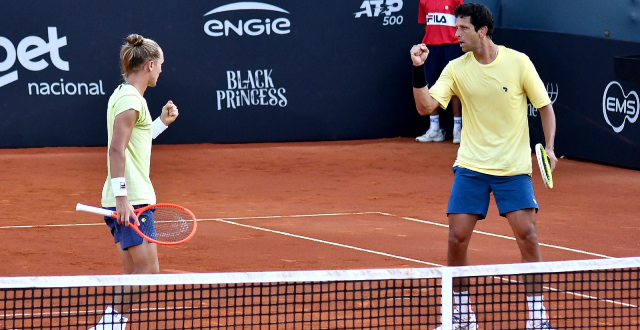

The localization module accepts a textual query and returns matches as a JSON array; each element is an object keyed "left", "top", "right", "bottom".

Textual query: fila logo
[
  {"left": 119, "top": 182, "right": 126, "bottom": 189},
  {"left": 426, "top": 13, "right": 456, "bottom": 27}
]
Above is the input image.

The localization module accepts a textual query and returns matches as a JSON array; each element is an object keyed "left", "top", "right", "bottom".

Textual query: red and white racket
[{"left": 76, "top": 203, "right": 197, "bottom": 245}]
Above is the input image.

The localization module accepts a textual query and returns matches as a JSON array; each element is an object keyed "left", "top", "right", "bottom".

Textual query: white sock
[
  {"left": 527, "top": 295, "right": 546, "bottom": 322},
  {"left": 430, "top": 115, "right": 440, "bottom": 130},
  {"left": 453, "top": 117, "right": 462, "bottom": 131},
  {"left": 454, "top": 291, "right": 472, "bottom": 314}
]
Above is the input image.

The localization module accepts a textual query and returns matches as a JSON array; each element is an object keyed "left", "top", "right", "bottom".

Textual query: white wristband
[
  {"left": 111, "top": 177, "right": 127, "bottom": 197},
  {"left": 152, "top": 117, "right": 168, "bottom": 139}
]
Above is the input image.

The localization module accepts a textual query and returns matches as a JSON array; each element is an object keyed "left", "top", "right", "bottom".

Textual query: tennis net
[{"left": 0, "top": 257, "right": 638, "bottom": 329}]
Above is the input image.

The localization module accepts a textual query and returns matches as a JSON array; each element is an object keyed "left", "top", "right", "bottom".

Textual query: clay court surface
[{"left": 0, "top": 138, "right": 639, "bottom": 277}]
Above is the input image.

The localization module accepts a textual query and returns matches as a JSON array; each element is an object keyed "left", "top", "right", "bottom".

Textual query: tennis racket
[
  {"left": 76, "top": 203, "right": 197, "bottom": 245},
  {"left": 535, "top": 143, "right": 554, "bottom": 189}
]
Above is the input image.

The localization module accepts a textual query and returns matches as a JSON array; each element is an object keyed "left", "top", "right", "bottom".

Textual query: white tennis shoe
[
  {"left": 416, "top": 128, "right": 446, "bottom": 142},
  {"left": 90, "top": 306, "right": 128, "bottom": 330},
  {"left": 434, "top": 309, "right": 478, "bottom": 330}
]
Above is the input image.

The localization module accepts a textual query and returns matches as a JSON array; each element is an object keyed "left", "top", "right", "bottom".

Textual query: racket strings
[
  {"left": 152, "top": 207, "right": 195, "bottom": 243},
  {"left": 541, "top": 155, "right": 552, "bottom": 178},
  {"left": 541, "top": 151, "right": 553, "bottom": 180},
  {"left": 535, "top": 144, "right": 553, "bottom": 189}
]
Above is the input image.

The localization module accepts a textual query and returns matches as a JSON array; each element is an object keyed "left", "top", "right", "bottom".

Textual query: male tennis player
[
  {"left": 92, "top": 34, "right": 178, "bottom": 330},
  {"left": 411, "top": 3, "right": 557, "bottom": 330},
  {"left": 415, "top": 0, "right": 464, "bottom": 144}
]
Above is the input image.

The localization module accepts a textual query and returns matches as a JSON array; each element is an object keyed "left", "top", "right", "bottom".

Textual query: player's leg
[
  {"left": 492, "top": 175, "right": 542, "bottom": 263},
  {"left": 447, "top": 167, "right": 491, "bottom": 266},
  {"left": 447, "top": 213, "right": 479, "bottom": 325},
  {"left": 493, "top": 176, "right": 555, "bottom": 330},
  {"left": 94, "top": 209, "right": 159, "bottom": 330},
  {"left": 446, "top": 167, "right": 490, "bottom": 260},
  {"left": 506, "top": 209, "right": 554, "bottom": 329},
  {"left": 491, "top": 174, "right": 541, "bottom": 261},
  {"left": 92, "top": 242, "right": 137, "bottom": 330},
  {"left": 128, "top": 239, "right": 160, "bottom": 274},
  {"left": 435, "top": 167, "right": 491, "bottom": 330},
  {"left": 416, "top": 45, "right": 445, "bottom": 142},
  {"left": 118, "top": 242, "right": 135, "bottom": 274},
  {"left": 505, "top": 208, "right": 542, "bottom": 263},
  {"left": 437, "top": 213, "right": 479, "bottom": 330},
  {"left": 447, "top": 214, "right": 477, "bottom": 267},
  {"left": 94, "top": 241, "right": 158, "bottom": 330},
  {"left": 112, "top": 241, "right": 159, "bottom": 314},
  {"left": 93, "top": 215, "right": 127, "bottom": 330}
]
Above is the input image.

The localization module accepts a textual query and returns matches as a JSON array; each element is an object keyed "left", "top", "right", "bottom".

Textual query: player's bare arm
[
  {"left": 538, "top": 103, "right": 558, "bottom": 170},
  {"left": 110, "top": 109, "right": 139, "bottom": 226},
  {"left": 410, "top": 43, "right": 441, "bottom": 116}
]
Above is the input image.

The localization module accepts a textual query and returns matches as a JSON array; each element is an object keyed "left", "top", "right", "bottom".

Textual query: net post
[{"left": 441, "top": 268, "right": 453, "bottom": 330}]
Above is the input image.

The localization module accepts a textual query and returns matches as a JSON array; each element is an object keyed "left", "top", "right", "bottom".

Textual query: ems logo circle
[{"left": 602, "top": 81, "right": 639, "bottom": 133}]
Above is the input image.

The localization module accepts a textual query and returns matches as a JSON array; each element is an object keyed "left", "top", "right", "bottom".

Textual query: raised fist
[{"left": 410, "top": 43, "right": 429, "bottom": 66}]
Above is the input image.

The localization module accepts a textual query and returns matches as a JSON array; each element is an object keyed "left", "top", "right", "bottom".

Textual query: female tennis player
[{"left": 92, "top": 34, "right": 179, "bottom": 330}]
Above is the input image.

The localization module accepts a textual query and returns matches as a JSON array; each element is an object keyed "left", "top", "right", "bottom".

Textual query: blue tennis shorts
[
  {"left": 447, "top": 167, "right": 539, "bottom": 220},
  {"left": 104, "top": 205, "right": 156, "bottom": 250}
]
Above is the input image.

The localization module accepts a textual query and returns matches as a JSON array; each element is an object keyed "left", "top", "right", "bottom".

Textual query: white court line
[
  {"left": 1, "top": 210, "right": 613, "bottom": 259},
  {"left": 377, "top": 212, "right": 614, "bottom": 259},
  {"left": 0, "top": 212, "right": 378, "bottom": 230},
  {"left": 199, "top": 210, "right": 614, "bottom": 259},
  {"left": 199, "top": 213, "right": 613, "bottom": 265},
  {"left": 0, "top": 223, "right": 103, "bottom": 229},
  {"left": 201, "top": 211, "right": 381, "bottom": 221},
  {"left": 210, "top": 218, "right": 442, "bottom": 267}
]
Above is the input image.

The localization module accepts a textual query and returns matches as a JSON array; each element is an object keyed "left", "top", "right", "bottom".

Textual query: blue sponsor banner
[
  {"left": 0, "top": 0, "right": 424, "bottom": 148},
  {"left": 2, "top": 2, "right": 640, "bottom": 170}
]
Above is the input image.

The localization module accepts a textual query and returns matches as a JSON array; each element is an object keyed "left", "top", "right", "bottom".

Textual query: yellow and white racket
[{"left": 535, "top": 143, "right": 553, "bottom": 189}]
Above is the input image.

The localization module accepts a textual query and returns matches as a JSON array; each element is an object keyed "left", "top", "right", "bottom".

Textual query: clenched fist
[
  {"left": 160, "top": 100, "right": 179, "bottom": 125},
  {"left": 410, "top": 43, "right": 430, "bottom": 66}
]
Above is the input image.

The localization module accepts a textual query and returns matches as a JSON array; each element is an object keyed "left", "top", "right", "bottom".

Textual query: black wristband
[{"left": 412, "top": 63, "right": 427, "bottom": 88}]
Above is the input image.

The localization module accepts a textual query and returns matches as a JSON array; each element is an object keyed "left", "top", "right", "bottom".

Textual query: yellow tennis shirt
[
  {"left": 429, "top": 46, "right": 551, "bottom": 176},
  {"left": 101, "top": 84, "right": 156, "bottom": 207}
]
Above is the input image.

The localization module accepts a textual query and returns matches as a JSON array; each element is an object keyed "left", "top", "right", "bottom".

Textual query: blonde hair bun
[{"left": 126, "top": 34, "right": 145, "bottom": 46}]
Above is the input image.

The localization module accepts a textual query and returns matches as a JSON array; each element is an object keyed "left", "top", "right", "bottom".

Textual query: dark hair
[
  {"left": 119, "top": 34, "right": 161, "bottom": 78},
  {"left": 454, "top": 3, "right": 494, "bottom": 38}
]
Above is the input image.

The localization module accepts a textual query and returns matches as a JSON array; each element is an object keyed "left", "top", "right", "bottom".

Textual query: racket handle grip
[{"left": 76, "top": 203, "right": 114, "bottom": 217}]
